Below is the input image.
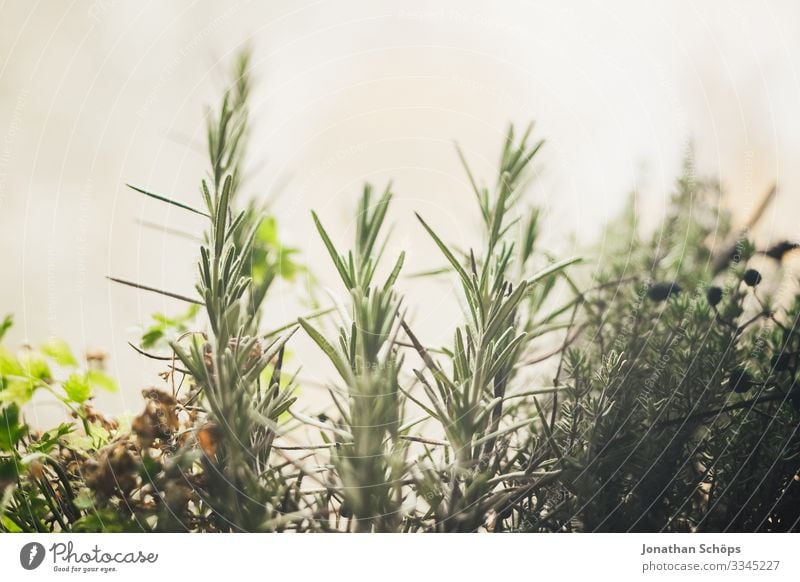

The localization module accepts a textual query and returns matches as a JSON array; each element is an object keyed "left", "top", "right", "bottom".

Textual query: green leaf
[
  {"left": 312, "top": 211, "right": 353, "bottom": 289},
  {"left": 17, "top": 350, "right": 51, "bottom": 382},
  {"left": 0, "top": 457, "right": 20, "bottom": 485},
  {"left": 151, "top": 312, "right": 172, "bottom": 325},
  {"left": 0, "top": 346, "right": 23, "bottom": 377},
  {"left": 139, "top": 454, "right": 162, "bottom": 480},
  {"left": 141, "top": 304, "right": 199, "bottom": 348},
  {"left": 27, "top": 423, "right": 73, "bottom": 454},
  {"left": 63, "top": 432, "right": 93, "bottom": 451},
  {"left": 127, "top": 183, "right": 210, "bottom": 218},
  {"left": 88, "top": 423, "right": 110, "bottom": 447},
  {"left": 415, "top": 213, "right": 472, "bottom": 289},
  {"left": 63, "top": 373, "right": 91, "bottom": 404},
  {"left": 1, "top": 515, "right": 22, "bottom": 532},
  {"left": 278, "top": 247, "right": 300, "bottom": 280},
  {"left": 41, "top": 338, "right": 78, "bottom": 367},
  {"left": 0, "top": 381, "right": 35, "bottom": 406},
  {"left": 528, "top": 256, "right": 583, "bottom": 286},
  {"left": 73, "top": 488, "right": 96, "bottom": 511},
  {"left": 257, "top": 216, "right": 278, "bottom": 246},
  {"left": 298, "top": 318, "right": 352, "bottom": 382},
  {"left": 0, "top": 404, "right": 28, "bottom": 451},
  {"left": 87, "top": 369, "right": 118, "bottom": 393},
  {"left": 0, "top": 315, "right": 12, "bottom": 342},
  {"left": 383, "top": 251, "right": 405, "bottom": 291},
  {"left": 141, "top": 328, "right": 164, "bottom": 349},
  {"left": 72, "top": 509, "right": 138, "bottom": 533}
]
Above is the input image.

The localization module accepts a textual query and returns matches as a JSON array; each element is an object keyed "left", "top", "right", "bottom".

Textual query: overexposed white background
[{"left": 1, "top": 0, "right": 799, "bottom": 424}]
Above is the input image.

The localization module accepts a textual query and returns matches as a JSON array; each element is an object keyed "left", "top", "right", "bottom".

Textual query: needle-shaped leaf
[
  {"left": 415, "top": 213, "right": 472, "bottom": 289},
  {"left": 298, "top": 317, "right": 352, "bottom": 383},
  {"left": 127, "top": 183, "right": 210, "bottom": 218},
  {"left": 312, "top": 211, "right": 353, "bottom": 289}
]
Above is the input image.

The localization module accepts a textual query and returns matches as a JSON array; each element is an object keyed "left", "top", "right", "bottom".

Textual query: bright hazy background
[{"left": 1, "top": 0, "right": 799, "bottom": 425}]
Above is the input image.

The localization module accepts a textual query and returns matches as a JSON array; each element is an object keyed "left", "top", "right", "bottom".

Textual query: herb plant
[{"left": 1, "top": 50, "right": 798, "bottom": 533}]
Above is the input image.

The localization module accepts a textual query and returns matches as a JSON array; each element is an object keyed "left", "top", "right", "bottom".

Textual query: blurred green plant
[
  {"left": 507, "top": 169, "right": 800, "bottom": 532},
  {"left": 0, "top": 317, "right": 118, "bottom": 532}
]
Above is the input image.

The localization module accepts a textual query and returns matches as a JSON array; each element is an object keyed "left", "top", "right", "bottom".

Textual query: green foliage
[
  {"left": 403, "top": 124, "right": 578, "bottom": 531},
  {"left": 0, "top": 315, "right": 12, "bottom": 342},
  {"left": 301, "top": 184, "right": 406, "bottom": 532},
  {"left": 41, "top": 338, "right": 78, "bottom": 367},
  {"left": 140, "top": 305, "right": 200, "bottom": 349},
  {"left": 0, "top": 315, "right": 120, "bottom": 532},
  {"left": 3, "top": 50, "right": 799, "bottom": 534},
  {"left": 508, "top": 165, "right": 800, "bottom": 532},
  {"left": 0, "top": 405, "right": 27, "bottom": 451},
  {"left": 163, "top": 48, "right": 299, "bottom": 531},
  {"left": 63, "top": 374, "right": 91, "bottom": 404}
]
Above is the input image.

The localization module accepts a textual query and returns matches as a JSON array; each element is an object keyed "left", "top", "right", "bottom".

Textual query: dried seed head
[
  {"left": 84, "top": 442, "right": 138, "bottom": 498},
  {"left": 27, "top": 459, "right": 44, "bottom": 480},
  {"left": 197, "top": 423, "right": 222, "bottom": 460},
  {"left": 133, "top": 388, "right": 179, "bottom": 447},
  {"left": 83, "top": 404, "right": 118, "bottom": 432},
  {"left": 227, "top": 335, "right": 263, "bottom": 363},
  {"left": 85, "top": 348, "right": 107, "bottom": 364},
  {"left": 141, "top": 388, "right": 177, "bottom": 405}
]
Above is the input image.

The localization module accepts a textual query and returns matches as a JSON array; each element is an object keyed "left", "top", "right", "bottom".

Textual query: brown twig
[
  {"left": 399, "top": 435, "right": 448, "bottom": 447},
  {"left": 518, "top": 322, "right": 588, "bottom": 367},
  {"left": 127, "top": 341, "right": 173, "bottom": 361},
  {"left": 712, "top": 183, "right": 777, "bottom": 274},
  {"left": 657, "top": 391, "right": 786, "bottom": 427}
]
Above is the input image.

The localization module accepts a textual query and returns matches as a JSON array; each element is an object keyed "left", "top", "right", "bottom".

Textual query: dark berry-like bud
[
  {"left": 729, "top": 368, "right": 754, "bottom": 393},
  {"left": 647, "top": 281, "right": 682, "bottom": 302},
  {"left": 771, "top": 353, "right": 791, "bottom": 372},
  {"left": 339, "top": 500, "right": 353, "bottom": 518},
  {"left": 743, "top": 269, "right": 762, "bottom": 287},
  {"left": 706, "top": 286, "right": 723, "bottom": 306}
]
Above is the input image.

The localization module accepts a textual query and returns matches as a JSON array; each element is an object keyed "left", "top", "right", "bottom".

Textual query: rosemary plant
[
  {"left": 406, "top": 125, "right": 579, "bottom": 531},
  {"left": 299, "top": 184, "right": 407, "bottom": 532},
  {"left": 167, "top": 52, "right": 297, "bottom": 531}
]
